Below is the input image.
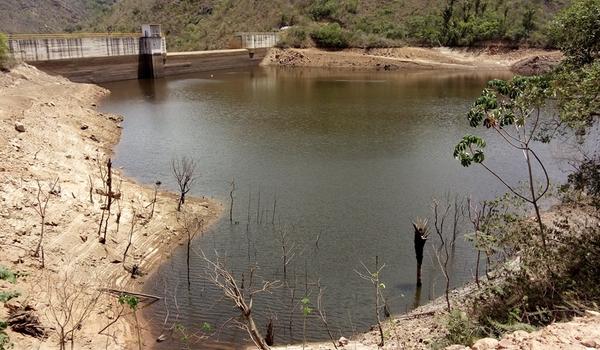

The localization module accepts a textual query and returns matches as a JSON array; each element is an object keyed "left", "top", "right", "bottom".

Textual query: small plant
[
  {"left": 0, "top": 319, "right": 11, "bottom": 350},
  {"left": 444, "top": 310, "right": 479, "bottom": 346},
  {"left": 119, "top": 294, "right": 141, "bottom": 350},
  {"left": 300, "top": 297, "right": 313, "bottom": 349},
  {"left": 0, "top": 266, "right": 16, "bottom": 284},
  {"left": 0, "top": 291, "right": 20, "bottom": 303}
]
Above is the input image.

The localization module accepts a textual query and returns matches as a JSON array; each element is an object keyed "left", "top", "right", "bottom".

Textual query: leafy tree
[
  {"left": 454, "top": 76, "right": 552, "bottom": 249},
  {"left": 549, "top": 0, "right": 600, "bottom": 65},
  {"left": 551, "top": 61, "right": 600, "bottom": 130}
]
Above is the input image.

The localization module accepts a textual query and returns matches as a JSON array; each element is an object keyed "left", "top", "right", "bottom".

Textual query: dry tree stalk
[
  {"left": 45, "top": 272, "right": 101, "bottom": 350},
  {"left": 316, "top": 280, "right": 338, "bottom": 349},
  {"left": 199, "top": 249, "right": 280, "bottom": 350},
  {"left": 33, "top": 177, "right": 59, "bottom": 268},
  {"left": 412, "top": 217, "right": 430, "bottom": 287},
  {"left": 172, "top": 157, "right": 196, "bottom": 211},
  {"left": 354, "top": 257, "right": 386, "bottom": 347}
]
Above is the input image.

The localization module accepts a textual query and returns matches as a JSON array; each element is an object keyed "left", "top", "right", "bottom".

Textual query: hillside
[
  {"left": 83, "top": 0, "right": 570, "bottom": 51},
  {"left": 0, "top": 0, "right": 115, "bottom": 33}
]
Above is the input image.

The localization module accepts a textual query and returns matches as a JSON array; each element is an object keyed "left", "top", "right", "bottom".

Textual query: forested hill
[
  {"left": 84, "top": 0, "right": 570, "bottom": 51},
  {"left": 1, "top": 0, "right": 569, "bottom": 51},
  {"left": 0, "top": 0, "right": 115, "bottom": 33}
]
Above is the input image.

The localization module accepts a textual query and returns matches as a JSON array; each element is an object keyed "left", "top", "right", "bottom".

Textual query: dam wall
[
  {"left": 8, "top": 33, "right": 142, "bottom": 61},
  {"left": 164, "top": 49, "right": 268, "bottom": 76},
  {"left": 7, "top": 29, "right": 270, "bottom": 83}
]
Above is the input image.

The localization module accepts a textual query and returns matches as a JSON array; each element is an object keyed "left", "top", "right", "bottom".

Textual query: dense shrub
[
  {"left": 277, "top": 26, "right": 310, "bottom": 48},
  {"left": 404, "top": 15, "right": 443, "bottom": 46},
  {"left": 349, "top": 32, "right": 401, "bottom": 49},
  {"left": 468, "top": 200, "right": 600, "bottom": 335},
  {"left": 563, "top": 155, "right": 600, "bottom": 207},
  {"left": 0, "top": 33, "right": 10, "bottom": 71},
  {"left": 310, "top": 23, "right": 349, "bottom": 49},
  {"left": 308, "top": 0, "right": 338, "bottom": 21}
]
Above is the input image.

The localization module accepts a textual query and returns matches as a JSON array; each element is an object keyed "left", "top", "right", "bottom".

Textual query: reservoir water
[{"left": 100, "top": 67, "right": 574, "bottom": 348}]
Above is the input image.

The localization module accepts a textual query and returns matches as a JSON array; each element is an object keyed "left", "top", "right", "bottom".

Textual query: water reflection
[{"left": 99, "top": 67, "right": 572, "bottom": 349}]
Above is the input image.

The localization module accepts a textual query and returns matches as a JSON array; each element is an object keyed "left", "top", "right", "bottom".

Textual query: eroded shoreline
[{"left": 0, "top": 64, "right": 223, "bottom": 349}]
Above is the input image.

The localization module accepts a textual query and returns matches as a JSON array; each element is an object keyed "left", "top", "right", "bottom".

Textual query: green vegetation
[
  {"left": 310, "top": 23, "right": 349, "bottom": 49},
  {"left": 446, "top": 0, "right": 600, "bottom": 345},
  {"left": 74, "top": 0, "right": 569, "bottom": 51},
  {"left": 0, "top": 291, "right": 20, "bottom": 303},
  {"left": 277, "top": 26, "right": 310, "bottom": 48},
  {"left": 0, "top": 319, "right": 10, "bottom": 350},
  {"left": 0, "top": 266, "right": 16, "bottom": 284},
  {"left": 0, "top": 33, "right": 11, "bottom": 71}
]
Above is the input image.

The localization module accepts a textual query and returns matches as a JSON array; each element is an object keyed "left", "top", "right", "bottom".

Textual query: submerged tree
[
  {"left": 453, "top": 76, "right": 551, "bottom": 249},
  {"left": 412, "top": 217, "right": 430, "bottom": 287},
  {"left": 200, "top": 250, "right": 279, "bottom": 350}
]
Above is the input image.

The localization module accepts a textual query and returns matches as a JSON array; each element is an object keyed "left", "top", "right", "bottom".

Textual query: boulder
[
  {"left": 14, "top": 122, "right": 25, "bottom": 132},
  {"left": 472, "top": 337, "right": 499, "bottom": 350}
]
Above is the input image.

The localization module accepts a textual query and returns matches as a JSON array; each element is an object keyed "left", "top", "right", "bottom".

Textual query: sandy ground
[
  {"left": 0, "top": 65, "right": 223, "bottom": 349},
  {"left": 262, "top": 47, "right": 562, "bottom": 73}
]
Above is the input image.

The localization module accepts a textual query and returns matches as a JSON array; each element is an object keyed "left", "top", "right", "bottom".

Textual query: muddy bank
[
  {"left": 262, "top": 47, "right": 562, "bottom": 73},
  {"left": 0, "top": 64, "right": 222, "bottom": 349}
]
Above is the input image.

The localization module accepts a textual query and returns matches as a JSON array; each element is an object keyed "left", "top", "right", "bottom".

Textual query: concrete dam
[{"left": 7, "top": 25, "right": 278, "bottom": 83}]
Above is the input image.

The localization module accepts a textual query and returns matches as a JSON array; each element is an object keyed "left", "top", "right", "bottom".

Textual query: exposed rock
[
  {"left": 511, "top": 55, "right": 562, "bottom": 75},
  {"left": 472, "top": 338, "right": 499, "bottom": 350},
  {"left": 14, "top": 122, "right": 25, "bottom": 132},
  {"left": 338, "top": 336, "right": 349, "bottom": 346}
]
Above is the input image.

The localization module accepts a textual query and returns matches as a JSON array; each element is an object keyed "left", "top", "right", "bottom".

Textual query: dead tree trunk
[{"left": 412, "top": 218, "right": 429, "bottom": 287}]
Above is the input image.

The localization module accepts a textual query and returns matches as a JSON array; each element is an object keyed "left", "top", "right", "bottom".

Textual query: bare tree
[
  {"left": 122, "top": 208, "right": 138, "bottom": 268},
  {"left": 355, "top": 256, "right": 386, "bottom": 347},
  {"left": 229, "top": 177, "right": 235, "bottom": 223},
  {"left": 33, "top": 177, "right": 59, "bottom": 267},
  {"left": 172, "top": 157, "right": 197, "bottom": 211},
  {"left": 149, "top": 180, "right": 161, "bottom": 219},
  {"left": 411, "top": 217, "right": 430, "bottom": 287},
  {"left": 178, "top": 212, "right": 203, "bottom": 288},
  {"left": 114, "top": 179, "right": 123, "bottom": 233},
  {"left": 431, "top": 195, "right": 464, "bottom": 311},
  {"left": 278, "top": 228, "right": 297, "bottom": 281},
  {"left": 200, "top": 250, "right": 279, "bottom": 350},
  {"left": 96, "top": 158, "right": 120, "bottom": 244},
  {"left": 45, "top": 273, "right": 101, "bottom": 350},
  {"left": 316, "top": 280, "right": 338, "bottom": 349}
]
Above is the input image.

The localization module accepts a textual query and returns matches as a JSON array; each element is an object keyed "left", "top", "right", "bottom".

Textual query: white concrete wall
[
  {"left": 237, "top": 33, "right": 280, "bottom": 49},
  {"left": 8, "top": 34, "right": 165, "bottom": 62}
]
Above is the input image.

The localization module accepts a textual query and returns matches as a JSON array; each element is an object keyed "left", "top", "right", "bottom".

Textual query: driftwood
[
  {"left": 98, "top": 288, "right": 161, "bottom": 302},
  {"left": 7, "top": 304, "right": 46, "bottom": 339},
  {"left": 94, "top": 188, "right": 122, "bottom": 200}
]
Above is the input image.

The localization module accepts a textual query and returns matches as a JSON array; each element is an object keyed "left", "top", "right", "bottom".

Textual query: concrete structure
[
  {"left": 8, "top": 33, "right": 142, "bottom": 61},
  {"left": 229, "top": 32, "right": 280, "bottom": 49},
  {"left": 7, "top": 26, "right": 269, "bottom": 83}
]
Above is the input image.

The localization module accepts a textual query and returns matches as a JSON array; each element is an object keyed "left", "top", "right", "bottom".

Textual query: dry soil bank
[
  {"left": 262, "top": 47, "right": 562, "bottom": 74},
  {"left": 0, "top": 64, "right": 222, "bottom": 349}
]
